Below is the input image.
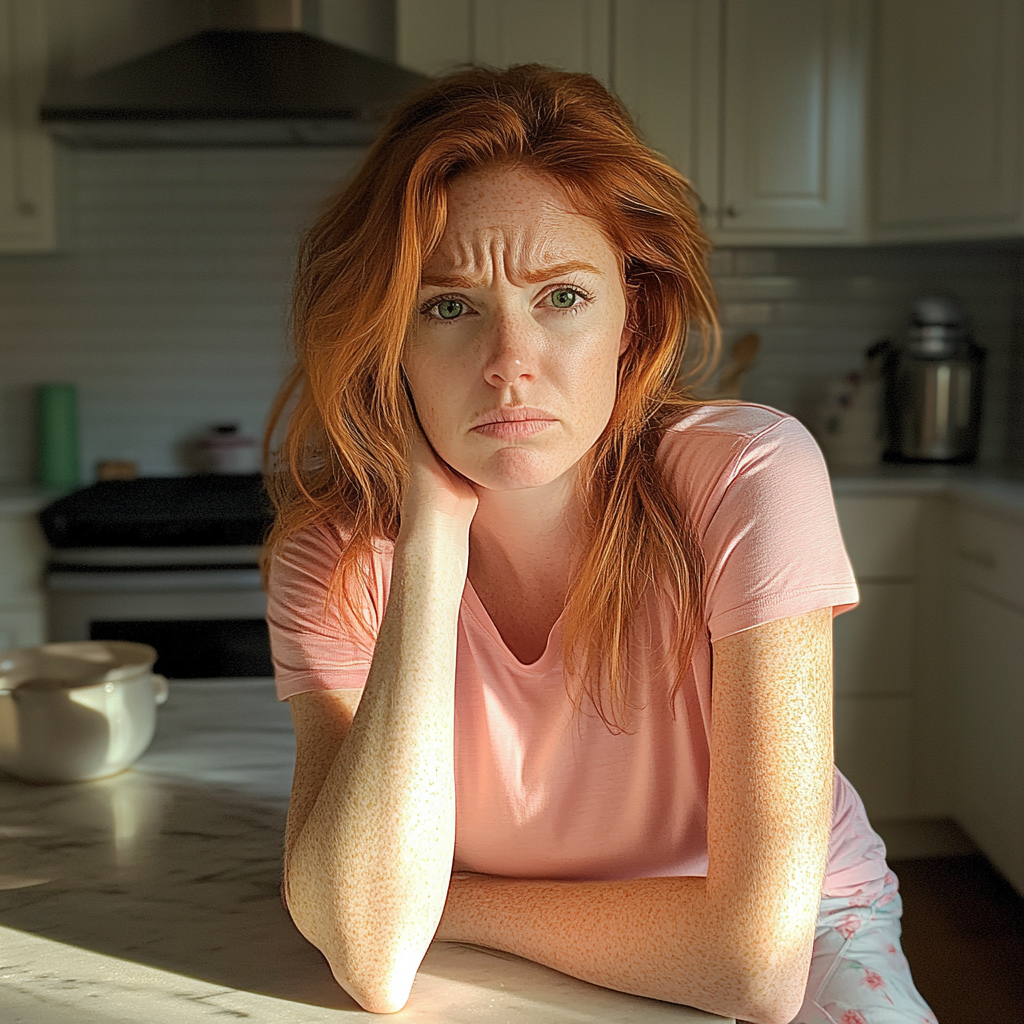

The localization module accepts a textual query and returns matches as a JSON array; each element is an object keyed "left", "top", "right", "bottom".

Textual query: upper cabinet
[
  {"left": 715, "top": 0, "right": 867, "bottom": 243},
  {"left": 0, "top": 0, "right": 56, "bottom": 253},
  {"left": 396, "top": 0, "right": 610, "bottom": 81},
  {"left": 398, "top": 0, "right": 1024, "bottom": 247},
  {"left": 872, "top": 0, "right": 1024, "bottom": 243},
  {"left": 474, "top": 0, "right": 610, "bottom": 83},
  {"left": 399, "top": 0, "right": 871, "bottom": 245},
  {"left": 612, "top": 1, "right": 720, "bottom": 223}
]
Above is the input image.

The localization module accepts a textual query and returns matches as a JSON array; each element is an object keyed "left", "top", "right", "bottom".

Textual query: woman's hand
[{"left": 402, "top": 421, "right": 479, "bottom": 535}]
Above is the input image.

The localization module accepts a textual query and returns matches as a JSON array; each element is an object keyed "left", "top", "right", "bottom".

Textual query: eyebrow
[{"left": 420, "top": 260, "right": 604, "bottom": 289}]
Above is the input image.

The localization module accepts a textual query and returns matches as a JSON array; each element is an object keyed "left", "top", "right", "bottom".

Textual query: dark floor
[{"left": 892, "top": 856, "right": 1024, "bottom": 1024}]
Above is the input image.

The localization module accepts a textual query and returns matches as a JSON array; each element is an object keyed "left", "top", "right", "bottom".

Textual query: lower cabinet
[
  {"left": 832, "top": 494, "right": 920, "bottom": 822},
  {"left": 0, "top": 505, "right": 48, "bottom": 651},
  {"left": 950, "top": 505, "right": 1024, "bottom": 894},
  {"left": 831, "top": 489, "right": 1024, "bottom": 895},
  {"left": 0, "top": 603, "right": 44, "bottom": 651},
  {"left": 833, "top": 694, "right": 913, "bottom": 820}
]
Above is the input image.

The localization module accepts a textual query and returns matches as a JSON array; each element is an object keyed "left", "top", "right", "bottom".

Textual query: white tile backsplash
[
  {"left": 0, "top": 148, "right": 1021, "bottom": 483},
  {"left": 0, "top": 147, "right": 364, "bottom": 483}
]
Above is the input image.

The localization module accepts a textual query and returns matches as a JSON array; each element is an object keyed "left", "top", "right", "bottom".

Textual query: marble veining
[{"left": 0, "top": 679, "right": 728, "bottom": 1022}]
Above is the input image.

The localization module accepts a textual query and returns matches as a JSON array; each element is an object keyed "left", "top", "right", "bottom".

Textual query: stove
[{"left": 40, "top": 476, "right": 275, "bottom": 678}]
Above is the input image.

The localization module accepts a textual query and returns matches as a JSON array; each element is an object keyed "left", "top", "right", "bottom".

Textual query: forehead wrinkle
[{"left": 422, "top": 225, "right": 606, "bottom": 289}]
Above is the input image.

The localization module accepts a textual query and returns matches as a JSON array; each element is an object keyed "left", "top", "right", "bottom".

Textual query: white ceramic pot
[{"left": 0, "top": 641, "right": 168, "bottom": 784}]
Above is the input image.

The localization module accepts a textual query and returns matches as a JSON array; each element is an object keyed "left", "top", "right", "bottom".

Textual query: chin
[{"left": 463, "top": 446, "right": 573, "bottom": 492}]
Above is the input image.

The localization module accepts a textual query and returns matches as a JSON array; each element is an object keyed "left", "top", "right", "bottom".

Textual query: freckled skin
[{"left": 282, "top": 166, "right": 834, "bottom": 1023}]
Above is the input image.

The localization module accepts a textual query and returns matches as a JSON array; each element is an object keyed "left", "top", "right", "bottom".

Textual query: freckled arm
[
  {"left": 283, "top": 521, "right": 468, "bottom": 1014},
  {"left": 434, "top": 608, "right": 834, "bottom": 1024}
]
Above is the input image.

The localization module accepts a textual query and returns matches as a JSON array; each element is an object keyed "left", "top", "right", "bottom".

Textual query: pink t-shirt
[{"left": 267, "top": 403, "right": 887, "bottom": 900}]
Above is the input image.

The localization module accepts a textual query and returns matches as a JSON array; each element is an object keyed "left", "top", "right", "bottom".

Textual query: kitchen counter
[
  {"left": 0, "top": 679, "right": 729, "bottom": 1023},
  {"left": 0, "top": 485, "right": 66, "bottom": 517},
  {"left": 830, "top": 463, "right": 1024, "bottom": 521}
]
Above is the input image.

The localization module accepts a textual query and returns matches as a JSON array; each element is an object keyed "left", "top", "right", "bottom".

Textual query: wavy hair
[{"left": 264, "top": 64, "right": 719, "bottom": 731}]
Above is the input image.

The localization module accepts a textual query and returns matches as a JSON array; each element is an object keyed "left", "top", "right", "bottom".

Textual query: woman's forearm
[
  {"left": 285, "top": 519, "right": 468, "bottom": 1012},
  {"left": 436, "top": 872, "right": 807, "bottom": 1024}
]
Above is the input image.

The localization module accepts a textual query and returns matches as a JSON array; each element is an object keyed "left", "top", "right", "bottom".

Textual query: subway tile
[
  {"left": 734, "top": 250, "right": 778, "bottom": 276},
  {"left": 719, "top": 302, "right": 773, "bottom": 327},
  {"left": 713, "top": 276, "right": 804, "bottom": 301},
  {"left": 706, "top": 250, "right": 735, "bottom": 276}
]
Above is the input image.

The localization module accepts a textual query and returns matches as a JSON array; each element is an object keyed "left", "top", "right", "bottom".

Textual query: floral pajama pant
[{"left": 792, "top": 870, "right": 938, "bottom": 1024}]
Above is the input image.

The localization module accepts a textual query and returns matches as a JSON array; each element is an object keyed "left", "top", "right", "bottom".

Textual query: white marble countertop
[{"left": 0, "top": 679, "right": 729, "bottom": 1023}]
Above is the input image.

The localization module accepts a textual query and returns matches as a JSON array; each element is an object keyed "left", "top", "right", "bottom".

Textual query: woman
[{"left": 265, "top": 66, "right": 936, "bottom": 1024}]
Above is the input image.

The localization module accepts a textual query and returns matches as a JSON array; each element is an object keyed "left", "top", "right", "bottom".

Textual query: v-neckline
[{"left": 462, "top": 579, "right": 565, "bottom": 671}]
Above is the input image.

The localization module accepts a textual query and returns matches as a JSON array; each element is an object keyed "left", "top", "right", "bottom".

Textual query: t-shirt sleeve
[
  {"left": 265, "top": 524, "right": 389, "bottom": 700},
  {"left": 702, "top": 416, "right": 859, "bottom": 642}
]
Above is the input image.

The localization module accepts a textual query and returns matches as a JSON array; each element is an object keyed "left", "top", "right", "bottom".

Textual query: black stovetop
[{"left": 39, "top": 474, "right": 274, "bottom": 548}]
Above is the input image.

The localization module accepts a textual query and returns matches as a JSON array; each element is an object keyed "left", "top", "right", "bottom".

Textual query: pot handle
[{"left": 151, "top": 674, "right": 169, "bottom": 705}]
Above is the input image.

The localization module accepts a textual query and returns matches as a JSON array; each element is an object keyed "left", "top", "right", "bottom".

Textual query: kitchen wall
[
  {"left": 0, "top": 147, "right": 364, "bottom": 482},
  {"left": 0, "top": 146, "right": 1021, "bottom": 483}
]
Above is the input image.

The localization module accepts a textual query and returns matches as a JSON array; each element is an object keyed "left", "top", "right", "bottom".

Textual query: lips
[{"left": 470, "top": 406, "right": 557, "bottom": 439}]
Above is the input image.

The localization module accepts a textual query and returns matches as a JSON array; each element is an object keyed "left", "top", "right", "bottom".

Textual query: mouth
[{"left": 470, "top": 406, "right": 558, "bottom": 439}]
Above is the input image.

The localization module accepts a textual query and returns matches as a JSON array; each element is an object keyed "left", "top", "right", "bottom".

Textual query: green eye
[
  {"left": 434, "top": 298, "right": 464, "bottom": 320},
  {"left": 550, "top": 288, "right": 578, "bottom": 309}
]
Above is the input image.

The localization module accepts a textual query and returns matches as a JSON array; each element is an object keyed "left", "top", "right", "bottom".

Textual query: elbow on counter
[
  {"left": 328, "top": 961, "right": 419, "bottom": 1015},
  {"left": 731, "top": 991, "right": 807, "bottom": 1024},
  {"left": 282, "top": 868, "right": 427, "bottom": 1015},
  {"left": 694, "top": 969, "right": 806, "bottom": 1024},
  {"left": 688, "top": 916, "right": 813, "bottom": 1024}
]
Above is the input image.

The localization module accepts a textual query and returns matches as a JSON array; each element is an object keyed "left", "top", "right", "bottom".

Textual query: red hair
[{"left": 264, "top": 65, "right": 718, "bottom": 731}]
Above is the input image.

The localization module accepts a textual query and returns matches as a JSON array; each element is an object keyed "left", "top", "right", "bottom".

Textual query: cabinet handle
[
  {"left": 724, "top": 205, "right": 739, "bottom": 218},
  {"left": 957, "top": 548, "right": 997, "bottom": 570}
]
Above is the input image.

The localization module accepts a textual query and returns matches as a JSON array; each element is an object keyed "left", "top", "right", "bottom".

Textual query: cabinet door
[
  {"left": 874, "top": 0, "right": 1023, "bottom": 242},
  {"left": 0, "top": 513, "right": 47, "bottom": 605},
  {"left": 474, "top": 0, "right": 611, "bottom": 82},
  {"left": 397, "top": 0, "right": 473, "bottom": 75},
  {"left": 398, "top": 1, "right": 610, "bottom": 81},
  {"left": 0, "top": 605, "right": 44, "bottom": 651},
  {"left": 952, "top": 587, "right": 1024, "bottom": 894},
  {"left": 716, "top": 0, "right": 867, "bottom": 242},
  {"left": 0, "top": 0, "right": 55, "bottom": 252},
  {"left": 834, "top": 695, "right": 913, "bottom": 821},
  {"left": 833, "top": 494, "right": 921, "bottom": 579},
  {"left": 833, "top": 581, "right": 915, "bottom": 696},
  {"left": 612, "top": 0, "right": 719, "bottom": 212}
]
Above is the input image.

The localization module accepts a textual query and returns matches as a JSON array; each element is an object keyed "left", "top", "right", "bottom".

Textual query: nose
[{"left": 482, "top": 307, "right": 538, "bottom": 389}]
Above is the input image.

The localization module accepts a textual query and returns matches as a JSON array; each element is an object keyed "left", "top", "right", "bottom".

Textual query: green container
[{"left": 36, "top": 383, "right": 80, "bottom": 488}]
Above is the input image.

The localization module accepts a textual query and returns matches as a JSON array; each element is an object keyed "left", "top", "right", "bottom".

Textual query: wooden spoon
[{"left": 714, "top": 332, "right": 761, "bottom": 399}]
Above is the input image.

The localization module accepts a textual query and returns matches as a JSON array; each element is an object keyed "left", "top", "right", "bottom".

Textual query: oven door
[{"left": 46, "top": 555, "right": 271, "bottom": 678}]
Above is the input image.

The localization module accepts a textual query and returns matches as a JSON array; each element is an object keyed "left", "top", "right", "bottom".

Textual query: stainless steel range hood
[{"left": 40, "top": 29, "right": 429, "bottom": 148}]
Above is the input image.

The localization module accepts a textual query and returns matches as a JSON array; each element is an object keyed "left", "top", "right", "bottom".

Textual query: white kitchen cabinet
[
  {"left": 714, "top": 0, "right": 868, "bottom": 243},
  {"left": 873, "top": 0, "right": 1024, "bottom": 243},
  {"left": 833, "top": 694, "right": 913, "bottom": 821},
  {"left": 474, "top": 0, "right": 610, "bottom": 82},
  {"left": 831, "top": 494, "right": 922, "bottom": 820},
  {"left": 0, "top": 0, "right": 55, "bottom": 252},
  {"left": 400, "top": 0, "right": 869, "bottom": 244},
  {"left": 0, "top": 505, "right": 48, "bottom": 651},
  {"left": 611, "top": 0, "right": 719, "bottom": 209},
  {"left": 397, "top": 0, "right": 610, "bottom": 81},
  {"left": 833, "top": 581, "right": 915, "bottom": 697},
  {"left": 949, "top": 505, "right": 1024, "bottom": 894}
]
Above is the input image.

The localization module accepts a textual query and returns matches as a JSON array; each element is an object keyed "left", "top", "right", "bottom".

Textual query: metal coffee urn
[{"left": 886, "top": 294, "right": 985, "bottom": 463}]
